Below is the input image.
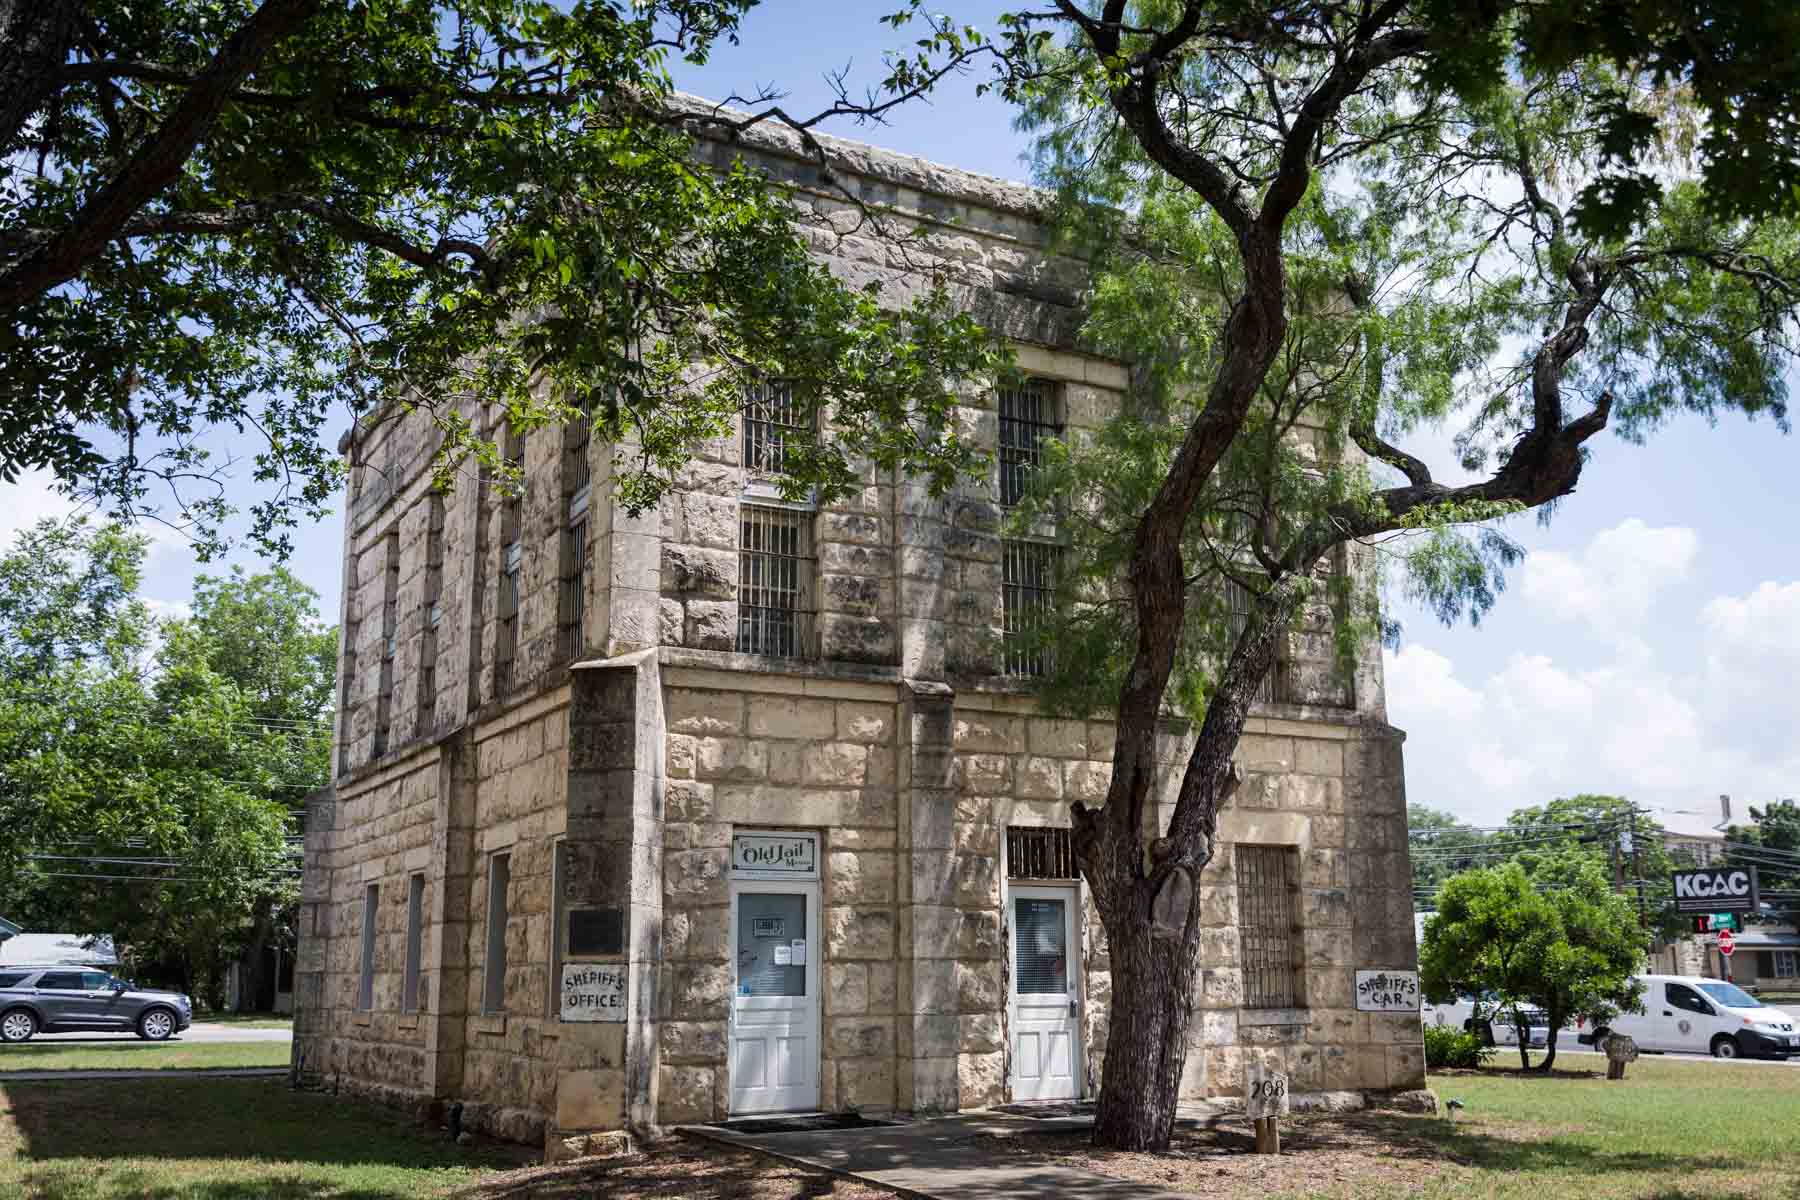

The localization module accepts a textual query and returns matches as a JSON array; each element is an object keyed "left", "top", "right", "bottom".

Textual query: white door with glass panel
[
  {"left": 729, "top": 881, "right": 820, "bottom": 1113},
  {"left": 1009, "top": 885, "right": 1082, "bottom": 1101}
]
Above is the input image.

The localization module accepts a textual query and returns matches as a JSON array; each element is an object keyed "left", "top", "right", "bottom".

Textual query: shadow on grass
[
  {"left": 1, "top": 1076, "right": 530, "bottom": 1175},
  {"left": 17, "top": 1166, "right": 434, "bottom": 1200},
  {"left": 1352, "top": 1112, "right": 1741, "bottom": 1178}
]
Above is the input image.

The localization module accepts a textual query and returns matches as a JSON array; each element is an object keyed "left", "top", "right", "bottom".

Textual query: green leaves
[
  {"left": 0, "top": 519, "right": 332, "bottom": 1000},
  {"left": 6, "top": 0, "right": 995, "bottom": 558}
]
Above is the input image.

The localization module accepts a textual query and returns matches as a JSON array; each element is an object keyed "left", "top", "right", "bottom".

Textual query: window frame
[
  {"left": 482, "top": 852, "right": 511, "bottom": 1016},
  {"left": 736, "top": 504, "right": 817, "bottom": 659},
  {"left": 1776, "top": 949, "right": 1798, "bottom": 980},
  {"left": 1235, "top": 844, "right": 1304, "bottom": 1010},
  {"left": 402, "top": 872, "right": 425, "bottom": 1014},
  {"left": 997, "top": 377, "right": 1063, "bottom": 509},
  {"left": 742, "top": 378, "right": 806, "bottom": 478},
  {"left": 1001, "top": 538, "right": 1061, "bottom": 678},
  {"left": 357, "top": 882, "right": 379, "bottom": 1012}
]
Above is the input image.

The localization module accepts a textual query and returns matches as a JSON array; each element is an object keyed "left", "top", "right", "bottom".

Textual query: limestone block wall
[
  {"left": 950, "top": 697, "right": 1118, "bottom": 1102},
  {"left": 454, "top": 691, "right": 571, "bottom": 1135},
  {"left": 293, "top": 744, "right": 443, "bottom": 1102},
  {"left": 656, "top": 672, "right": 904, "bottom": 1123}
]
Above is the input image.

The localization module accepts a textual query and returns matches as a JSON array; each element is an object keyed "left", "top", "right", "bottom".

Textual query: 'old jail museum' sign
[
  {"left": 731, "top": 833, "right": 818, "bottom": 878},
  {"left": 560, "top": 964, "right": 627, "bottom": 1022}
]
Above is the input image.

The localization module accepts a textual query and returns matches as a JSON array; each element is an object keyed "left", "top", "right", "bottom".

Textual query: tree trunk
[
  {"left": 1532, "top": 1026, "right": 1560, "bottom": 1072},
  {"left": 0, "top": 0, "right": 78, "bottom": 153},
  {"left": 238, "top": 897, "right": 275, "bottom": 1013},
  {"left": 1516, "top": 1035, "right": 1529, "bottom": 1070},
  {"left": 1089, "top": 911, "right": 1204, "bottom": 1149}
]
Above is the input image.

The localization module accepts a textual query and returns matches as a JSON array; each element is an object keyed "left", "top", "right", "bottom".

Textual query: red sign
[{"left": 1718, "top": 929, "right": 1736, "bottom": 957}]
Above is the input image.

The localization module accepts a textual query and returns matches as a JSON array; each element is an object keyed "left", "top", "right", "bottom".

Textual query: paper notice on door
[
  {"left": 773, "top": 944, "right": 792, "bottom": 966},
  {"left": 790, "top": 939, "right": 807, "bottom": 965}
]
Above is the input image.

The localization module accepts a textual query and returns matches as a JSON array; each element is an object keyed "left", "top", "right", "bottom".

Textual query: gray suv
[{"left": 0, "top": 966, "right": 193, "bottom": 1042}]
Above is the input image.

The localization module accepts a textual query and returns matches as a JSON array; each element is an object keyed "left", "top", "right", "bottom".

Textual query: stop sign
[{"left": 1719, "top": 928, "right": 1736, "bottom": 957}]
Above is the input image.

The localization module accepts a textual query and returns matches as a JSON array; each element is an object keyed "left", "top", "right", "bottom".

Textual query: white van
[
  {"left": 1423, "top": 994, "right": 1551, "bottom": 1048},
  {"left": 1585, "top": 975, "right": 1799, "bottom": 1059}
]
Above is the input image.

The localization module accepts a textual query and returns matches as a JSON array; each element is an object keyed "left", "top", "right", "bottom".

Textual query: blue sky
[{"left": 7, "top": 2, "right": 1795, "bottom": 836}]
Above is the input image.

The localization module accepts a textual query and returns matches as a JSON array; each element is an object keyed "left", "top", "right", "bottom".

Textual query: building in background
[{"left": 292, "top": 117, "right": 1424, "bottom": 1154}]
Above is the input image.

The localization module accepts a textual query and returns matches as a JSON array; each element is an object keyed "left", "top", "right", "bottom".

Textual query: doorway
[
  {"left": 728, "top": 878, "right": 821, "bottom": 1114},
  {"left": 1008, "top": 884, "right": 1082, "bottom": 1101}
]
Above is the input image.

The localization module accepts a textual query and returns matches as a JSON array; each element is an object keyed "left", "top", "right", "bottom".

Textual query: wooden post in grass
[
  {"left": 1603, "top": 1033, "right": 1638, "bottom": 1081},
  {"left": 1246, "top": 1061, "right": 1289, "bottom": 1155}
]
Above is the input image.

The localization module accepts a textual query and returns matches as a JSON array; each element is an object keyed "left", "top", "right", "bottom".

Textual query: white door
[
  {"left": 1009, "top": 885, "right": 1081, "bottom": 1101},
  {"left": 729, "top": 881, "right": 820, "bottom": 1114}
]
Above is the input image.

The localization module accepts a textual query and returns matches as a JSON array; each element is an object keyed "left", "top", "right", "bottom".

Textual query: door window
[
  {"left": 81, "top": 972, "right": 111, "bottom": 990},
  {"left": 737, "top": 893, "right": 807, "bottom": 997},
  {"left": 1666, "top": 983, "right": 1713, "bottom": 1015},
  {"left": 1014, "top": 897, "right": 1069, "bottom": 994},
  {"left": 36, "top": 972, "right": 84, "bottom": 990}
]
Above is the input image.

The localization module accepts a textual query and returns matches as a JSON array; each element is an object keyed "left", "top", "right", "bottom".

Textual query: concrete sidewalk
[
  {"left": 684, "top": 1110, "right": 1197, "bottom": 1200},
  {"left": 32, "top": 1022, "right": 292, "bottom": 1044}
]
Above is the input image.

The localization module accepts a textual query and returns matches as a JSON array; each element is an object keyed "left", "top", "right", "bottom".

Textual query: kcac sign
[{"left": 1672, "top": 866, "right": 1760, "bottom": 913}]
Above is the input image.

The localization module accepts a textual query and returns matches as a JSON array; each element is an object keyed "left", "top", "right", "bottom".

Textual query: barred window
[
  {"left": 561, "top": 411, "right": 592, "bottom": 662},
  {"left": 1236, "top": 845, "right": 1303, "bottom": 1009},
  {"left": 566, "top": 399, "right": 594, "bottom": 494},
  {"left": 1007, "top": 827, "right": 1076, "bottom": 880},
  {"left": 737, "top": 505, "right": 814, "bottom": 658},
  {"left": 1002, "top": 539, "right": 1060, "bottom": 678},
  {"left": 1223, "top": 578, "right": 1284, "bottom": 704},
  {"left": 999, "top": 378, "right": 1061, "bottom": 507},
  {"left": 495, "top": 427, "right": 524, "bottom": 690},
  {"left": 497, "top": 540, "right": 522, "bottom": 687},
  {"left": 743, "top": 379, "right": 803, "bottom": 477},
  {"left": 417, "top": 497, "right": 444, "bottom": 732},
  {"left": 560, "top": 504, "right": 588, "bottom": 661},
  {"left": 373, "top": 532, "right": 399, "bottom": 757}
]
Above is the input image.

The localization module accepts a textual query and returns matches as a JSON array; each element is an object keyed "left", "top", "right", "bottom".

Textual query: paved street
[
  {"left": 1557, "top": 1046, "right": 1797, "bottom": 1067},
  {"left": 26, "top": 1022, "right": 292, "bottom": 1045}
]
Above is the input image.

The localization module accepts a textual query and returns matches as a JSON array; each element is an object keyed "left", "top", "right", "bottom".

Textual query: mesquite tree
[{"left": 867, "top": 2, "right": 1800, "bottom": 1149}]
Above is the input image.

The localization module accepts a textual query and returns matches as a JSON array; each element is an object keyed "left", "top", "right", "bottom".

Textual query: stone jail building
[{"left": 292, "top": 116, "right": 1425, "bottom": 1152}]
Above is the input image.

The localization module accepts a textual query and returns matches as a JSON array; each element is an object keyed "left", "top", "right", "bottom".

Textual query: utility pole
[{"left": 1630, "top": 806, "right": 1646, "bottom": 927}]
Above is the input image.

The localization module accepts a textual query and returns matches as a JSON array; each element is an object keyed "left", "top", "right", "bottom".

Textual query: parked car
[
  {"left": 1422, "top": 994, "right": 1552, "bottom": 1047},
  {"left": 1580, "top": 974, "right": 1798, "bottom": 1059},
  {"left": 0, "top": 966, "right": 192, "bottom": 1043}
]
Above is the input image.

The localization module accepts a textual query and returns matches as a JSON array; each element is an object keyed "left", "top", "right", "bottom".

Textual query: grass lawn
[
  {"left": 0, "top": 1041, "right": 291, "bottom": 1072},
  {"left": 1007, "top": 1054, "right": 1800, "bottom": 1199},
  {"left": 0, "top": 1076, "right": 533, "bottom": 1199},
  {"left": 1401, "top": 1054, "right": 1800, "bottom": 1199}
]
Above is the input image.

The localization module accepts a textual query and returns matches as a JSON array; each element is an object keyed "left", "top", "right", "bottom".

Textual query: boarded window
[
  {"left": 1007, "top": 827, "right": 1076, "bottom": 880},
  {"left": 1236, "top": 845, "right": 1302, "bottom": 1009},
  {"left": 358, "top": 883, "right": 379, "bottom": 1011},
  {"left": 737, "top": 506, "right": 814, "bottom": 658},
  {"left": 1003, "top": 540, "right": 1060, "bottom": 678},
  {"left": 402, "top": 873, "right": 425, "bottom": 1013},
  {"left": 482, "top": 853, "right": 510, "bottom": 1014},
  {"left": 743, "top": 379, "right": 803, "bottom": 476},
  {"left": 998, "top": 378, "right": 1061, "bottom": 507}
]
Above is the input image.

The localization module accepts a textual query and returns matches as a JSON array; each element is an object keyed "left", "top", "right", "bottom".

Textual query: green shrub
[{"left": 1423, "top": 1023, "right": 1496, "bottom": 1069}]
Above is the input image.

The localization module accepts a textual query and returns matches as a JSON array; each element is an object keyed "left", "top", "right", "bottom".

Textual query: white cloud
[
  {"left": 1389, "top": 568, "right": 1800, "bottom": 827},
  {"left": 1518, "top": 518, "right": 1699, "bottom": 634},
  {"left": 0, "top": 469, "right": 81, "bottom": 551}
]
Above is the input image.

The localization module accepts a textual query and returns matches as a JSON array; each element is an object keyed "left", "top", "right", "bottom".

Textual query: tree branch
[{"left": 0, "top": 0, "right": 322, "bottom": 310}]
